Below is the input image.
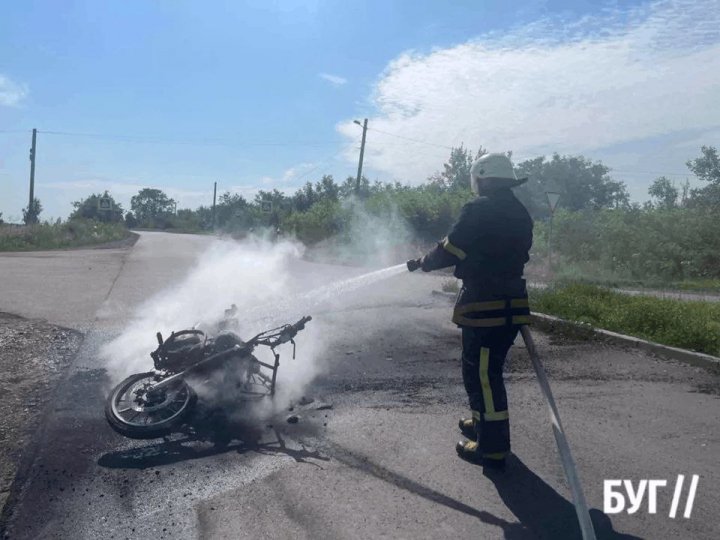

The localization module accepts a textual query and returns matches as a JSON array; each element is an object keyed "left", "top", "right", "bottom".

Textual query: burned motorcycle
[{"left": 105, "top": 311, "right": 312, "bottom": 439}]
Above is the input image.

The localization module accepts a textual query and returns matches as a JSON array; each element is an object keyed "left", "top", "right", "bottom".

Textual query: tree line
[
  {"left": 8, "top": 145, "right": 718, "bottom": 282},
  {"left": 535, "top": 146, "right": 720, "bottom": 283},
  {"left": 63, "top": 145, "right": 639, "bottom": 236}
]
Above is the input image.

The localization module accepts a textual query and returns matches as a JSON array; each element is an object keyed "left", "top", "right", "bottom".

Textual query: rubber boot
[
  {"left": 455, "top": 441, "right": 507, "bottom": 470},
  {"left": 458, "top": 410, "right": 481, "bottom": 439},
  {"left": 458, "top": 417, "right": 476, "bottom": 439},
  {"left": 455, "top": 439, "right": 483, "bottom": 464}
]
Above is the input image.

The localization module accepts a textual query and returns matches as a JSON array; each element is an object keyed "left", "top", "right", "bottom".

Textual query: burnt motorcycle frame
[
  {"left": 105, "top": 316, "right": 312, "bottom": 439},
  {"left": 148, "top": 316, "right": 312, "bottom": 400}
]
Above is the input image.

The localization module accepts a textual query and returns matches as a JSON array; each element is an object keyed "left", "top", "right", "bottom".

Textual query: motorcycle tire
[{"left": 105, "top": 371, "right": 196, "bottom": 439}]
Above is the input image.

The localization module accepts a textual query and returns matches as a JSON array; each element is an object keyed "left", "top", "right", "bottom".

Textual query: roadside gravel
[{"left": 0, "top": 313, "right": 81, "bottom": 512}]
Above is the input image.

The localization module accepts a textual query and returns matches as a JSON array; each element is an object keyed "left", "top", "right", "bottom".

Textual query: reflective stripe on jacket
[{"left": 419, "top": 188, "right": 533, "bottom": 328}]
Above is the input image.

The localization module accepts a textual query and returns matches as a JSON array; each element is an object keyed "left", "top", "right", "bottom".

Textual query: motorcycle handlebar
[
  {"left": 292, "top": 315, "right": 312, "bottom": 332},
  {"left": 251, "top": 316, "right": 313, "bottom": 347},
  {"left": 282, "top": 315, "right": 312, "bottom": 341}
]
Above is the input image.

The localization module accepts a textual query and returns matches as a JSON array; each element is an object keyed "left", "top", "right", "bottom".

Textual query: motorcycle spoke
[
  {"left": 170, "top": 393, "right": 188, "bottom": 406},
  {"left": 164, "top": 400, "right": 186, "bottom": 415},
  {"left": 167, "top": 400, "right": 183, "bottom": 411},
  {"left": 158, "top": 406, "right": 180, "bottom": 420}
]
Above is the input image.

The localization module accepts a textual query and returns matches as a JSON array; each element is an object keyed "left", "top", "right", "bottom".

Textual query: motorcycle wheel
[{"left": 105, "top": 372, "right": 196, "bottom": 439}]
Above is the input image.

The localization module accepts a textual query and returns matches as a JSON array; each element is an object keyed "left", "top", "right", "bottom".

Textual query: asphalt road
[{"left": 1, "top": 232, "right": 718, "bottom": 539}]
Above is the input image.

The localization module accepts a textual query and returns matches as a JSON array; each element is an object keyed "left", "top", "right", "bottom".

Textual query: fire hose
[
  {"left": 520, "top": 325, "right": 597, "bottom": 540},
  {"left": 407, "top": 257, "right": 596, "bottom": 537}
]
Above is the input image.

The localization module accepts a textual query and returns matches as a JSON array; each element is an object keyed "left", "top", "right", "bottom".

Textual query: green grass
[
  {"left": 0, "top": 220, "right": 131, "bottom": 251},
  {"left": 531, "top": 260, "right": 720, "bottom": 294},
  {"left": 530, "top": 282, "right": 720, "bottom": 356}
]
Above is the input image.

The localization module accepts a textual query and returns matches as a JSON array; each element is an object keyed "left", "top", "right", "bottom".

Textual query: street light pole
[{"left": 353, "top": 118, "right": 368, "bottom": 195}]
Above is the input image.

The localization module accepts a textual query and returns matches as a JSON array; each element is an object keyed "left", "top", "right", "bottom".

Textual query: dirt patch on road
[{"left": 0, "top": 313, "right": 81, "bottom": 511}]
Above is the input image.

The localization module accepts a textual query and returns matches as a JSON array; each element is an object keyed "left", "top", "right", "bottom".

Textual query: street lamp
[
  {"left": 545, "top": 191, "right": 561, "bottom": 277},
  {"left": 353, "top": 118, "right": 368, "bottom": 195}
]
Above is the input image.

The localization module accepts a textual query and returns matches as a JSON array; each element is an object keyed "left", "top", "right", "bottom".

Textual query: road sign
[
  {"left": 261, "top": 200, "right": 272, "bottom": 213},
  {"left": 98, "top": 197, "right": 113, "bottom": 211},
  {"left": 546, "top": 191, "right": 561, "bottom": 213}
]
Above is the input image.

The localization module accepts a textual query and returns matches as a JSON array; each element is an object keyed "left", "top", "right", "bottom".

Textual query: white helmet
[{"left": 470, "top": 153, "right": 527, "bottom": 196}]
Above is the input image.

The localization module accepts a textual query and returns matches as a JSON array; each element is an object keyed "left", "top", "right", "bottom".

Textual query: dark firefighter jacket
[{"left": 420, "top": 188, "right": 533, "bottom": 328}]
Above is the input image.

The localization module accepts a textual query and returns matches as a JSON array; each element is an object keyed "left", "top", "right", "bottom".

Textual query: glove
[{"left": 406, "top": 258, "right": 422, "bottom": 272}]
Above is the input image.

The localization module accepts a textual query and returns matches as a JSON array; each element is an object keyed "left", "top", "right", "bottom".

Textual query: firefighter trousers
[{"left": 461, "top": 325, "right": 519, "bottom": 458}]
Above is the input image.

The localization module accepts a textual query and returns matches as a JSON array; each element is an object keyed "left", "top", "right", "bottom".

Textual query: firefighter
[{"left": 407, "top": 153, "right": 533, "bottom": 470}]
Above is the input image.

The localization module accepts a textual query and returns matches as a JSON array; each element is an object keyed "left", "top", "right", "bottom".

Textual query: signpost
[
  {"left": 98, "top": 197, "right": 113, "bottom": 212},
  {"left": 546, "top": 191, "right": 561, "bottom": 275}
]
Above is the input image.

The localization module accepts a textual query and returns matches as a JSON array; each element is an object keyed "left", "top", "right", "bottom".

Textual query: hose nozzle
[{"left": 406, "top": 258, "right": 421, "bottom": 272}]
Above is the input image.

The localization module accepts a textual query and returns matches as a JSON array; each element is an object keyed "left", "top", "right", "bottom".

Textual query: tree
[
  {"left": 216, "top": 192, "right": 249, "bottom": 227},
  {"left": 315, "top": 175, "right": 340, "bottom": 202},
  {"left": 23, "top": 198, "right": 42, "bottom": 225},
  {"left": 338, "top": 175, "right": 371, "bottom": 199},
  {"left": 429, "top": 145, "right": 486, "bottom": 191},
  {"left": 130, "top": 188, "right": 175, "bottom": 227},
  {"left": 514, "top": 154, "right": 629, "bottom": 219},
  {"left": 686, "top": 146, "right": 720, "bottom": 208},
  {"left": 255, "top": 189, "right": 290, "bottom": 228},
  {"left": 124, "top": 211, "right": 138, "bottom": 228},
  {"left": 648, "top": 177, "right": 678, "bottom": 209},
  {"left": 687, "top": 146, "right": 720, "bottom": 184},
  {"left": 193, "top": 205, "right": 215, "bottom": 230},
  {"left": 70, "top": 191, "right": 124, "bottom": 222},
  {"left": 292, "top": 181, "right": 319, "bottom": 211}
]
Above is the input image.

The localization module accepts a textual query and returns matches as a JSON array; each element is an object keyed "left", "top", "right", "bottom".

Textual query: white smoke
[
  {"left": 101, "top": 215, "right": 413, "bottom": 416},
  {"left": 102, "top": 236, "right": 304, "bottom": 385},
  {"left": 306, "top": 196, "right": 418, "bottom": 267}
]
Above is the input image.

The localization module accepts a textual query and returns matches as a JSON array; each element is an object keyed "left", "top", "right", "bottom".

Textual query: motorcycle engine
[{"left": 153, "top": 331, "right": 205, "bottom": 372}]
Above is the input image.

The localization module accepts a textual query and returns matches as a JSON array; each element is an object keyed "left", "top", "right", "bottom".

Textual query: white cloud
[
  {"left": 319, "top": 73, "right": 348, "bottom": 87},
  {"left": 0, "top": 74, "right": 28, "bottom": 106},
  {"left": 337, "top": 0, "right": 720, "bottom": 185}
]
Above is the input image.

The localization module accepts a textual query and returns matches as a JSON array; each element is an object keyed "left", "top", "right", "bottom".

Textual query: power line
[
  {"left": 289, "top": 148, "right": 350, "bottom": 184},
  {"left": 5, "top": 127, "right": 699, "bottom": 180},
  {"left": 37, "top": 129, "right": 346, "bottom": 147},
  {"left": 364, "top": 126, "right": 454, "bottom": 150}
]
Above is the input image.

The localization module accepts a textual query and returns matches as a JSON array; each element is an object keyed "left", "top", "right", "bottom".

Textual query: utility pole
[
  {"left": 212, "top": 181, "right": 217, "bottom": 230},
  {"left": 354, "top": 118, "right": 368, "bottom": 195},
  {"left": 28, "top": 128, "right": 37, "bottom": 222}
]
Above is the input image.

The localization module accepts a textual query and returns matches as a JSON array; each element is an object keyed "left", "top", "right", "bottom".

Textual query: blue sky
[{"left": 1, "top": 0, "right": 719, "bottom": 220}]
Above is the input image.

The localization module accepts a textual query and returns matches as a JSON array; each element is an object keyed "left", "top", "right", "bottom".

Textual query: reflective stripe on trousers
[
  {"left": 480, "top": 347, "right": 509, "bottom": 422},
  {"left": 461, "top": 325, "right": 517, "bottom": 457}
]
